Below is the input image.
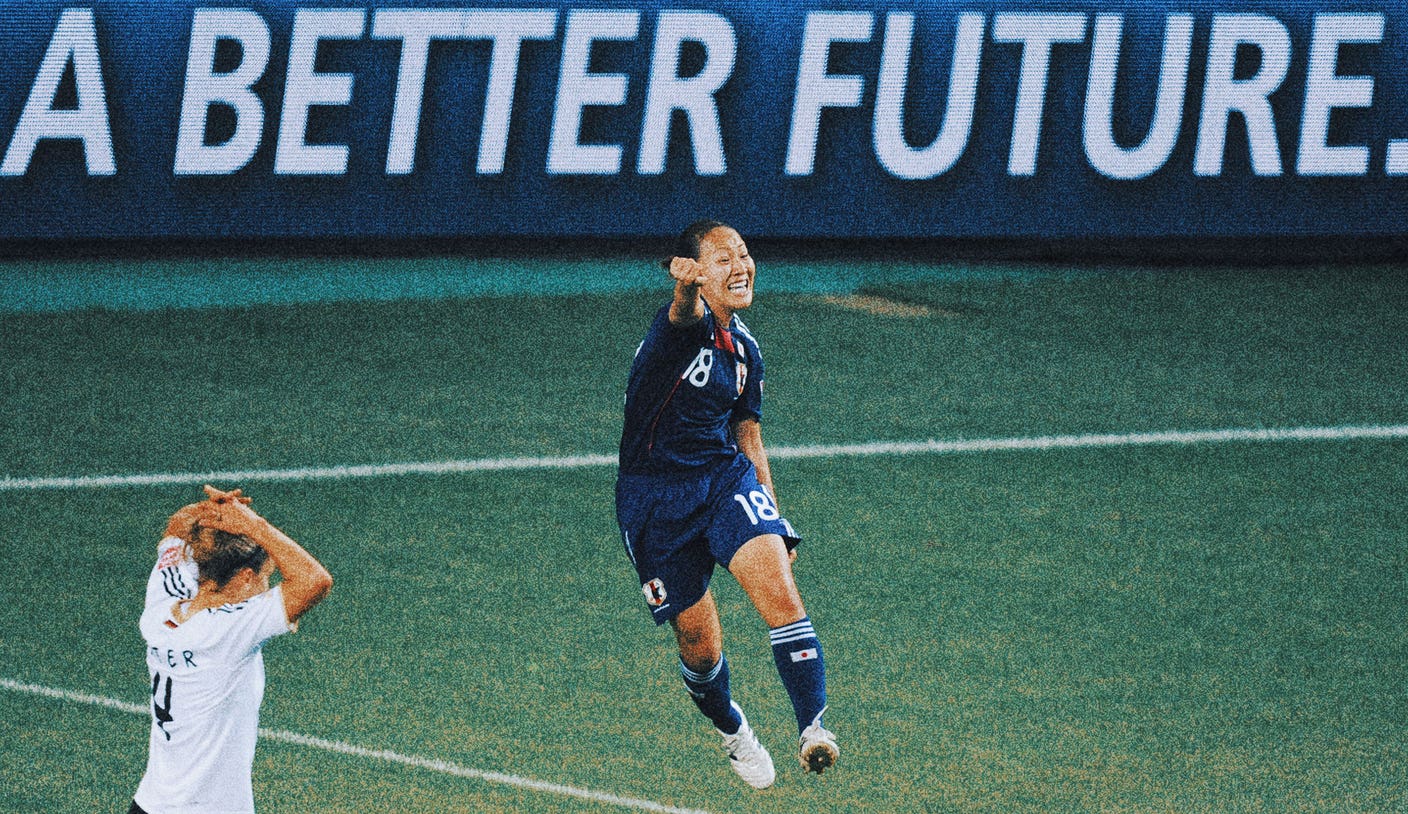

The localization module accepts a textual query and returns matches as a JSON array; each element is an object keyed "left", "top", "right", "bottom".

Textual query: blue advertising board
[{"left": 0, "top": 1, "right": 1404, "bottom": 239}]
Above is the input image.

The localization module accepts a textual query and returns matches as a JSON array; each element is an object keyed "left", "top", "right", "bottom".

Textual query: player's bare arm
[
  {"left": 731, "top": 417, "right": 776, "bottom": 506},
  {"left": 732, "top": 418, "right": 796, "bottom": 564},
  {"left": 203, "top": 485, "right": 333, "bottom": 623}
]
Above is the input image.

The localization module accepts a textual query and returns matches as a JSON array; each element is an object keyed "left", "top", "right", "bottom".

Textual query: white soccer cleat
[
  {"left": 798, "top": 712, "right": 838, "bottom": 774},
  {"left": 718, "top": 702, "right": 775, "bottom": 790}
]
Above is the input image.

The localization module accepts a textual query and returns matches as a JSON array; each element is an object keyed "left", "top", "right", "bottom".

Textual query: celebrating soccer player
[
  {"left": 129, "top": 486, "right": 332, "bottom": 814},
  {"left": 615, "top": 220, "right": 838, "bottom": 789}
]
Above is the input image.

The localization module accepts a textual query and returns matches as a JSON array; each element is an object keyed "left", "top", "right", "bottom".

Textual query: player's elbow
[
  {"left": 731, "top": 418, "right": 763, "bottom": 446},
  {"left": 294, "top": 567, "right": 334, "bottom": 609},
  {"left": 308, "top": 567, "right": 333, "bottom": 602}
]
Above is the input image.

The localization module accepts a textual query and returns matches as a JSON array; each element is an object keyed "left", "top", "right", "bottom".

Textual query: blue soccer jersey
[{"left": 619, "top": 303, "right": 764, "bottom": 476}]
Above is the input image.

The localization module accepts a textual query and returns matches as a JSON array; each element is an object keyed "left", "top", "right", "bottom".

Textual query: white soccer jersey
[
  {"left": 145, "top": 535, "right": 198, "bottom": 607},
  {"left": 133, "top": 537, "right": 293, "bottom": 814}
]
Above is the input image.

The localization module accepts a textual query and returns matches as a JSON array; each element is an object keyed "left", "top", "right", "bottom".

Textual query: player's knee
[
  {"left": 676, "top": 623, "right": 717, "bottom": 650},
  {"left": 765, "top": 599, "right": 808, "bottom": 629},
  {"left": 679, "top": 644, "right": 721, "bottom": 673},
  {"left": 673, "top": 624, "right": 720, "bottom": 666}
]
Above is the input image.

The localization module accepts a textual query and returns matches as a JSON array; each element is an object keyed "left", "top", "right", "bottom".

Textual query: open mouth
[{"left": 728, "top": 279, "right": 750, "bottom": 295}]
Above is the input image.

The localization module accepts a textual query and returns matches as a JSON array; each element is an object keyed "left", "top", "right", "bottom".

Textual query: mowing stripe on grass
[
  {"left": 0, "top": 677, "right": 711, "bottom": 814},
  {"left": 3, "top": 423, "right": 1407, "bottom": 492}
]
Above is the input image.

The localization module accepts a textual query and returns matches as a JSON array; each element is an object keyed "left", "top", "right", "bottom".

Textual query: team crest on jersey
[
  {"left": 735, "top": 361, "right": 747, "bottom": 395},
  {"left": 157, "top": 544, "right": 184, "bottom": 569},
  {"left": 642, "top": 578, "right": 668, "bottom": 606}
]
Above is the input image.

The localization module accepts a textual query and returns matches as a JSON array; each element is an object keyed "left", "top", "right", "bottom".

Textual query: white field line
[
  {"left": 3, "top": 423, "right": 1407, "bottom": 492},
  {"left": 0, "top": 677, "right": 711, "bottom": 814},
  {"left": 767, "top": 423, "right": 1408, "bottom": 459}
]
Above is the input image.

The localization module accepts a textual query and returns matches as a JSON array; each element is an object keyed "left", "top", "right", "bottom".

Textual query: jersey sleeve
[
  {"left": 145, "top": 536, "right": 198, "bottom": 609},
  {"left": 218, "top": 585, "right": 295, "bottom": 659},
  {"left": 639, "top": 304, "right": 708, "bottom": 365}
]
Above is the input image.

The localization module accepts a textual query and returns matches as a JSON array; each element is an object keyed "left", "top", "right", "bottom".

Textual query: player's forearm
[
  {"left": 669, "top": 280, "right": 705, "bottom": 326},
  {"left": 752, "top": 455, "right": 777, "bottom": 505},
  {"left": 240, "top": 513, "right": 332, "bottom": 621},
  {"left": 734, "top": 420, "right": 778, "bottom": 505}
]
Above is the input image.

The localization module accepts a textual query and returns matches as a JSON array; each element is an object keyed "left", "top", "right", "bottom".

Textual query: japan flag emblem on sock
[{"left": 790, "top": 648, "right": 818, "bottom": 662}]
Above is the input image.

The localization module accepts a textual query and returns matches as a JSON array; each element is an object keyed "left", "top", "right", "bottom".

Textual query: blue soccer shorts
[{"left": 615, "top": 455, "right": 800, "bottom": 625}]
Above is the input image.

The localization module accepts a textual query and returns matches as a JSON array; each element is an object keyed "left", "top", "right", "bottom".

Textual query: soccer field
[{"left": 1, "top": 261, "right": 1405, "bottom": 812}]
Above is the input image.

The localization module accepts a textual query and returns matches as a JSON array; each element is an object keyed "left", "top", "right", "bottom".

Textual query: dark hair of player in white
[{"left": 185, "top": 524, "right": 269, "bottom": 589}]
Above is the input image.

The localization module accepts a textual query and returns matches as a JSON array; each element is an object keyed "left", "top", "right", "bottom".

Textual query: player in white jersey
[{"left": 129, "top": 486, "right": 332, "bottom": 814}]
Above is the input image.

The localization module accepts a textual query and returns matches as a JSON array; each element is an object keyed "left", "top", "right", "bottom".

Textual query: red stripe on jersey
[
  {"left": 714, "top": 326, "right": 736, "bottom": 355},
  {"left": 645, "top": 376, "right": 686, "bottom": 455}
]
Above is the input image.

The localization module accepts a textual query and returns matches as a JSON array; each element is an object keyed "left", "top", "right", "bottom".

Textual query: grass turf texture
[{"left": 1, "top": 263, "right": 1405, "bottom": 812}]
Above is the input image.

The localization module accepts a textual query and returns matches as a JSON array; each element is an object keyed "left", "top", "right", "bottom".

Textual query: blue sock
[
  {"left": 680, "top": 655, "right": 743, "bottom": 735},
  {"left": 770, "top": 617, "right": 827, "bottom": 734}
]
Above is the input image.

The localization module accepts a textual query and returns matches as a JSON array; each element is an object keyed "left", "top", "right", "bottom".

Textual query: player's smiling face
[{"left": 697, "top": 227, "right": 755, "bottom": 312}]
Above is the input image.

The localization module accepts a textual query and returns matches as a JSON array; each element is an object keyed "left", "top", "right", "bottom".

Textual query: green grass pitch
[{"left": 1, "top": 262, "right": 1404, "bottom": 812}]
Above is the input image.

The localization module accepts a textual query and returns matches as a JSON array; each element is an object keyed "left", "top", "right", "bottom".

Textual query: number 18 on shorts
[{"left": 616, "top": 457, "right": 800, "bottom": 625}]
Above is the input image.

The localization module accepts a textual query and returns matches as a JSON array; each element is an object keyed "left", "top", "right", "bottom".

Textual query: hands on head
[
  {"left": 163, "top": 485, "right": 331, "bottom": 620},
  {"left": 203, "top": 486, "right": 268, "bottom": 537},
  {"left": 165, "top": 486, "right": 260, "bottom": 542},
  {"left": 201, "top": 485, "right": 251, "bottom": 505}
]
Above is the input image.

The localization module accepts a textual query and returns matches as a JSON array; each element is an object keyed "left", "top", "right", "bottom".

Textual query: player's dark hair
[
  {"left": 188, "top": 524, "right": 269, "bottom": 589},
  {"left": 660, "top": 219, "right": 730, "bottom": 269}
]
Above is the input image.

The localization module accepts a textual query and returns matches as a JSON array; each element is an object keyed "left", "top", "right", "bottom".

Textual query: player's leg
[
  {"left": 670, "top": 590, "right": 734, "bottom": 730},
  {"left": 671, "top": 591, "right": 775, "bottom": 789},
  {"left": 730, "top": 533, "right": 838, "bottom": 773},
  {"left": 728, "top": 533, "right": 805, "bottom": 627}
]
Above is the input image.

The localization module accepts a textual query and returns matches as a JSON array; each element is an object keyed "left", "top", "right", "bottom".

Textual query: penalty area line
[
  {"left": 3, "top": 423, "right": 1408, "bottom": 492},
  {"left": 0, "top": 678, "right": 711, "bottom": 814}
]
